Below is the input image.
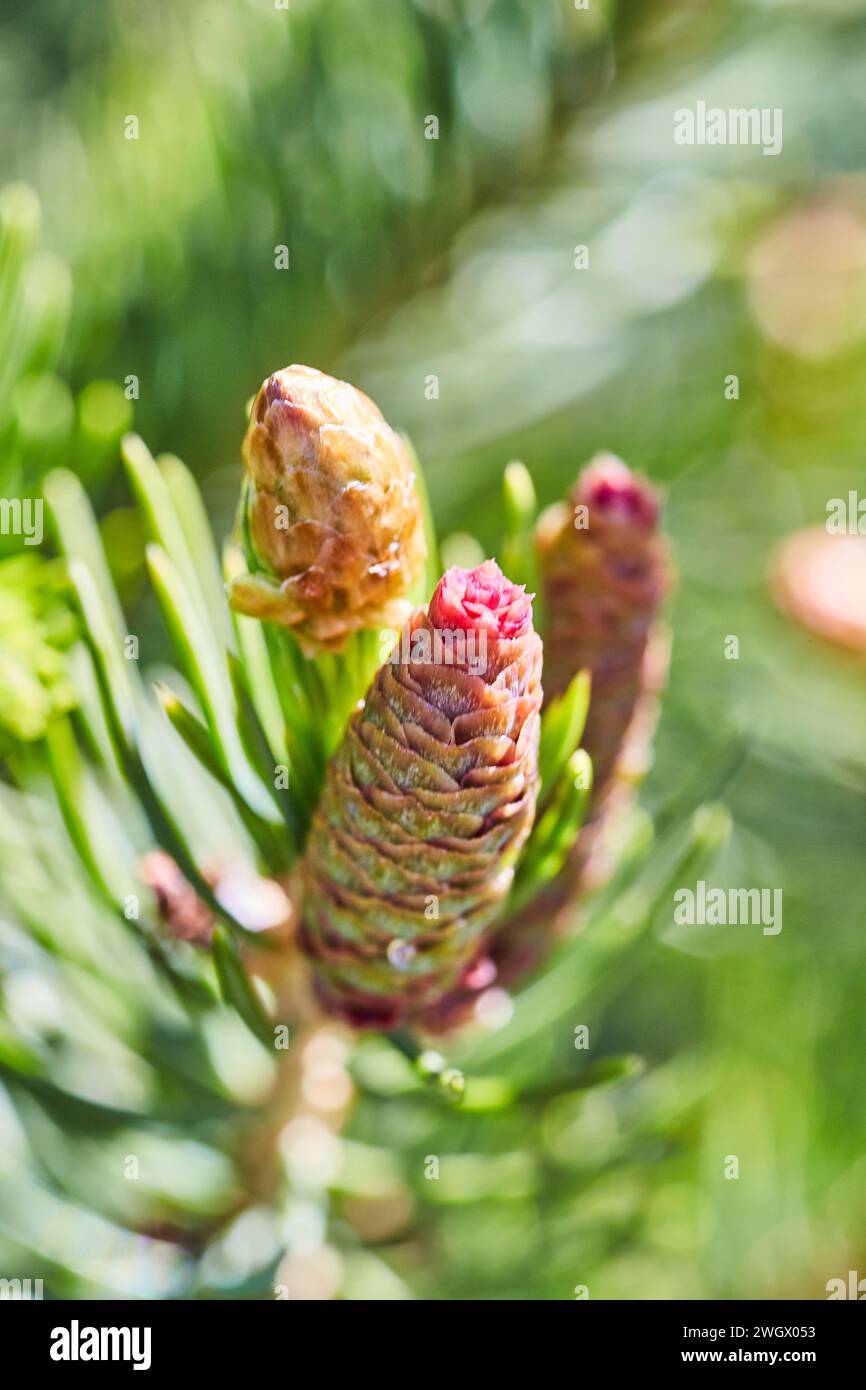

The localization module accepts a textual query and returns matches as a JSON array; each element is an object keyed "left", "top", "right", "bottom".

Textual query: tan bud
[{"left": 229, "top": 365, "right": 426, "bottom": 654}]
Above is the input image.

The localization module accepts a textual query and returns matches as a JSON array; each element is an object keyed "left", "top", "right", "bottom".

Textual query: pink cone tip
[
  {"left": 429, "top": 560, "right": 533, "bottom": 640},
  {"left": 575, "top": 454, "right": 659, "bottom": 529}
]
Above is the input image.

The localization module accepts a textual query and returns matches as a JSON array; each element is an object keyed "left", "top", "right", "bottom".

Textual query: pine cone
[
  {"left": 228, "top": 365, "right": 426, "bottom": 655},
  {"left": 429, "top": 457, "right": 672, "bottom": 1027},
  {"left": 537, "top": 452, "right": 671, "bottom": 803},
  {"left": 300, "top": 560, "right": 542, "bottom": 1029}
]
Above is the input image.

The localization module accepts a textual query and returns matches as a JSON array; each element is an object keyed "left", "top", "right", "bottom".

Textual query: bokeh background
[{"left": 1, "top": 0, "right": 865, "bottom": 1299}]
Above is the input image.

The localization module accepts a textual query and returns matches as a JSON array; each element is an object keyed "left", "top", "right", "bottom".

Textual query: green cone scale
[{"left": 300, "top": 560, "right": 542, "bottom": 1029}]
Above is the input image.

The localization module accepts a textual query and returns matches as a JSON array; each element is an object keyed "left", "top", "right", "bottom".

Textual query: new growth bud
[{"left": 228, "top": 365, "right": 426, "bottom": 654}]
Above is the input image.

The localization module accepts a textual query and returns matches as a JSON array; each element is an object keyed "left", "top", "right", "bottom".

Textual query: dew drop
[
  {"left": 441, "top": 1067, "right": 465, "bottom": 1101},
  {"left": 387, "top": 938, "right": 416, "bottom": 971}
]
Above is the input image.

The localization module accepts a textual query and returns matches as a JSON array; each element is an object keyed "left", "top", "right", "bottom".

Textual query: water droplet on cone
[{"left": 387, "top": 938, "right": 416, "bottom": 971}]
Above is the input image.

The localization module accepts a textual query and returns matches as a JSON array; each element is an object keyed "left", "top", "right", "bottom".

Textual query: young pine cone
[
  {"left": 300, "top": 560, "right": 542, "bottom": 1030},
  {"left": 458, "top": 455, "right": 672, "bottom": 1010},
  {"left": 228, "top": 365, "right": 426, "bottom": 655},
  {"left": 538, "top": 452, "right": 671, "bottom": 808}
]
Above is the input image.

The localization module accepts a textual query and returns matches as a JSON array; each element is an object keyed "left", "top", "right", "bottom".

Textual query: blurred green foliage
[
  {"left": 0, "top": 0, "right": 616, "bottom": 484},
  {"left": 0, "top": 556, "right": 77, "bottom": 752},
  {"left": 0, "top": 183, "right": 133, "bottom": 510},
  {"left": 1, "top": 0, "right": 866, "bottom": 1300}
]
